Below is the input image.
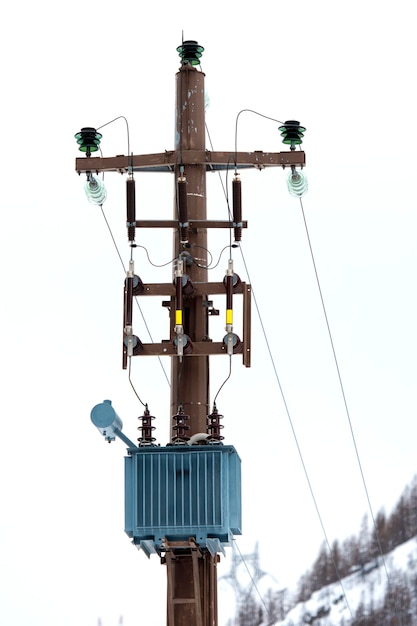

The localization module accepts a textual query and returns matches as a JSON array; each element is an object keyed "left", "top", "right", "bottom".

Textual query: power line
[
  {"left": 207, "top": 117, "right": 354, "bottom": 619},
  {"left": 298, "top": 198, "right": 401, "bottom": 622}
]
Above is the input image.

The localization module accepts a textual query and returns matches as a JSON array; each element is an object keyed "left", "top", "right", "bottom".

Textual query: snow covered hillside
[{"left": 276, "top": 536, "right": 417, "bottom": 625}]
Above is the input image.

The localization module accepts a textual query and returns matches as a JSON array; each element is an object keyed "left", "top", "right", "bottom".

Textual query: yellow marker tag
[
  {"left": 226, "top": 309, "right": 233, "bottom": 325},
  {"left": 176, "top": 310, "right": 183, "bottom": 325}
]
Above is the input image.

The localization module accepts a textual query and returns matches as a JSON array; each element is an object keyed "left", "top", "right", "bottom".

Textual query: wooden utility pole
[
  {"left": 171, "top": 57, "right": 209, "bottom": 435},
  {"left": 76, "top": 39, "right": 306, "bottom": 626},
  {"left": 163, "top": 55, "right": 218, "bottom": 626}
]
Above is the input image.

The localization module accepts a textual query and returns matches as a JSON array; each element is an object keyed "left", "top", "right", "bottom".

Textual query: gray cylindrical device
[{"left": 90, "top": 399, "right": 123, "bottom": 442}]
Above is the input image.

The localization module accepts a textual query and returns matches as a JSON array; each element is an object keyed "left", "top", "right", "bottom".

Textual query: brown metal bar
[
  {"left": 165, "top": 550, "right": 176, "bottom": 626},
  {"left": 207, "top": 552, "right": 219, "bottom": 626},
  {"left": 226, "top": 274, "right": 233, "bottom": 311},
  {"left": 138, "top": 281, "right": 249, "bottom": 297},
  {"left": 122, "top": 276, "right": 133, "bottom": 369},
  {"left": 134, "top": 219, "right": 248, "bottom": 229},
  {"left": 191, "top": 548, "right": 203, "bottom": 626},
  {"left": 75, "top": 149, "right": 305, "bottom": 174},
  {"left": 177, "top": 177, "right": 189, "bottom": 243},
  {"left": 232, "top": 175, "right": 242, "bottom": 242},
  {"left": 243, "top": 284, "right": 252, "bottom": 367},
  {"left": 132, "top": 341, "right": 241, "bottom": 357}
]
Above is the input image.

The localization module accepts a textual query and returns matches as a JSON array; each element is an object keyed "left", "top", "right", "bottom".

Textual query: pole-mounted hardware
[
  {"left": 75, "top": 127, "right": 107, "bottom": 204},
  {"left": 278, "top": 120, "right": 308, "bottom": 197},
  {"left": 177, "top": 40, "right": 204, "bottom": 66},
  {"left": 278, "top": 120, "right": 306, "bottom": 149},
  {"left": 90, "top": 399, "right": 138, "bottom": 449},
  {"left": 177, "top": 173, "right": 189, "bottom": 243},
  {"left": 207, "top": 405, "right": 224, "bottom": 442},
  {"left": 137, "top": 405, "right": 156, "bottom": 446},
  {"left": 75, "top": 127, "right": 102, "bottom": 157},
  {"left": 171, "top": 405, "right": 191, "bottom": 443},
  {"left": 232, "top": 173, "right": 242, "bottom": 243},
  {"left": 126, "top": 176, "right": 136, "bottom": 243},
  {"left": 78, "top": 39, "right": 307, "bottom": 626}
]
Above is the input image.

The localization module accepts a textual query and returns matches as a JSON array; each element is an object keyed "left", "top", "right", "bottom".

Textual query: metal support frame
[
  {"left": 163, "top": 539, "right": 219, "bottom": 626},
  {"left": 122, "top": 281, "right": 251, "bottom": 368},
  {"left": 75, "top": 148, "right": 305, "bottom": 175},
  {"left": 78, "top": 43, "right": 306, "bottom": 626}
]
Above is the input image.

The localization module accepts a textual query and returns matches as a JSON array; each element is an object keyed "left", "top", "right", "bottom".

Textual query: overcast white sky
[{"left": 1, "top": 1, "right": 417, "bottom": 625}]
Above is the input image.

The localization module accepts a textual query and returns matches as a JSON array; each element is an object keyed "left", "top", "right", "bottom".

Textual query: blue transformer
[{"left": 124, "top": 445, "right": 241, "bottom": 556}]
